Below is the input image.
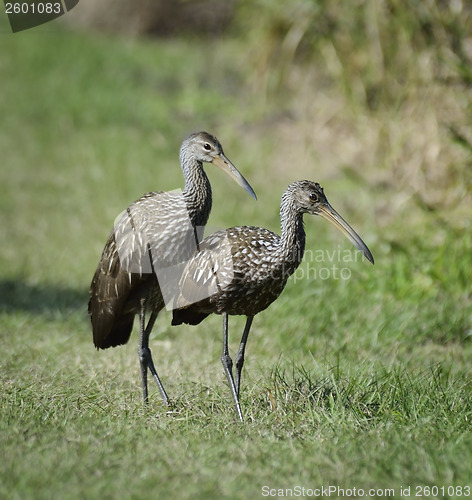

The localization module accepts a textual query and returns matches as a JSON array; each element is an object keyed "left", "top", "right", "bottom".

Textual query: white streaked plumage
[{"left": 88, "top": 131, "right": 256, "bottom": 407}]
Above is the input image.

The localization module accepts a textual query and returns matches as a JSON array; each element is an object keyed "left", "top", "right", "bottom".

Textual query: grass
[{"left": 1, "top": 3, "right": 472, "bottom": 499}]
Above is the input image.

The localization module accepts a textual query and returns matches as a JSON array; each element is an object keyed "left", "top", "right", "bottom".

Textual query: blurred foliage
[
  {"left": 235, "top": 0, "right": 472, "bottom": 104},
  {"left": 231, "top": 0, "right": 472, "bottom": 232},
  {"left": 64, "top": 0, "right": 235, "bottom": 36}
]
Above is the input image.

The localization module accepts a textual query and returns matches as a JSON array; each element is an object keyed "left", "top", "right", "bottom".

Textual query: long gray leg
[
  {"left": 138, "top": 300, "right": 169, "bottom": 405},
  {"left": 234, "top": 316, "right": 254, "bottom": 399},
  {"left": 220, "top": 312, "right": 244, "bottom": 422}
]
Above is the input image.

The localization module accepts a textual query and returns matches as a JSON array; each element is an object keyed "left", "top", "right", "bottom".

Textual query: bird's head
[
  {"left": 288, "top": 180, "right": 374, "bottom": 264},
  {"left": 181, "top": 132, "right": 257, "bottom": 200}
]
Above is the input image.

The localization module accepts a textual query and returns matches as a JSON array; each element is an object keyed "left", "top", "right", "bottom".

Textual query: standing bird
[
  {"left": 172, "top": 180, "right": 374, "bottom": 421},
  {"left": 89, "top": 131, "right": 256, "bottom": 406}
]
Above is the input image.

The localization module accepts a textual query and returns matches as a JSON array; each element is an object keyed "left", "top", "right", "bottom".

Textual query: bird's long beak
[
  {"left": 319, "top": 203, "right": 374, "bottom": 264},
  {"left": 212, "top": 154, "right": 257, "bottom": 200}
]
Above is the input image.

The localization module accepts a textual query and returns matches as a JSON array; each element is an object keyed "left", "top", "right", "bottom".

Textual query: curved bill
[
  {"left": 319, "top": 203, "right": 374, "bottom": 264},
  {"left": 212, "top": 153, "right": 257, "bottom": 200}
]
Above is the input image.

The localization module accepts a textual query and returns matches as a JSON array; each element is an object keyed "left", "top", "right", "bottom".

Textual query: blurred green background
[{"left": 1, "top": 1, "right": 471, "bottom": 499}]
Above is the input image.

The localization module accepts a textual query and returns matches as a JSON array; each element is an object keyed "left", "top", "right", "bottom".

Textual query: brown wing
[
  {"left": 89, "top": 190, "right": 198, "bottom": 347},
  {"left": 88, "top": 230, "right": 157, "bottom": 349},
  {"left": 171, "top": 230, "right": 233, "bottom": 326},
  {"left": 172, "top": 226, "right": 285, "bottom": 324}
]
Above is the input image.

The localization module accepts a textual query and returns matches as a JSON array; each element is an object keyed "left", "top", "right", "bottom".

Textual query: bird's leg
[
  {"left": 138, "top": 303, "right": 150, "bottom": 404},
  {"left": 220, "top": 312, "right": 244, "bottom": 422},
  {"left": 138, "top": 301, "right": 169, "bottom": 406},
  {"left": 234, "top": 316, "right": 254, "bottom": 399}
]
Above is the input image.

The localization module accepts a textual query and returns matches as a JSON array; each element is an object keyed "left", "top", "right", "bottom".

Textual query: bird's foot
[{"left": 139, "top": 346, "right": 169, "bottom": 405}]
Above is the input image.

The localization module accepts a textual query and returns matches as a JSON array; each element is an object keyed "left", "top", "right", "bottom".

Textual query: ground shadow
[{"left": 0, "top": 278, "right": 88, "bottom": 316}]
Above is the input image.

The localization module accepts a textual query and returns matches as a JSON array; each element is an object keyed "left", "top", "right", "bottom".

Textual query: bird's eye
[
  {"left": 309, "top": 192, "right": 319, "bottom": 203},
  {"left": 203, "top": 143, "right": 212, "bottom": 151}
]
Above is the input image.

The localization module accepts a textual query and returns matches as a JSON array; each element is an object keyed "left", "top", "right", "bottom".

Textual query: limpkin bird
[
  {"left": 172, "top": 180, "right": 374, "bottom": 421},
  {"left": 89, "top": 131, "right": 256, "bottom": 405}
]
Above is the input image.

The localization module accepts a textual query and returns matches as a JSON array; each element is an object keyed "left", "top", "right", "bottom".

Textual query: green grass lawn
[{"left": 1, "top": 7, "right": 472, "bottom": 500}]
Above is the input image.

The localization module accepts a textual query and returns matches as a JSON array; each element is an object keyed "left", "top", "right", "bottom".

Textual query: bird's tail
[
  {"left": 92, "top": 313, "right": 135, "bottom": 349},
  {"left": 171, "top": 307, "right": 209, "bottom": 326}
]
